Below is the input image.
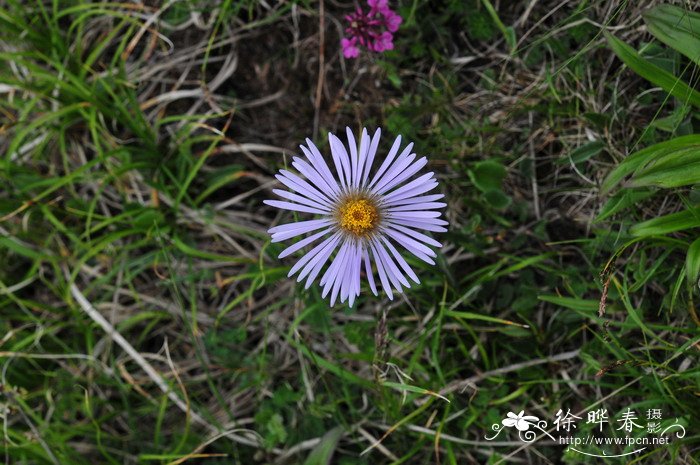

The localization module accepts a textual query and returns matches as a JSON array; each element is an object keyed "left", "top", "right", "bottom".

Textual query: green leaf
[
  {"left": 0, "top": 236, "right": 49, "bottom": 262},
  {"left": 649, "top": 105, "right": 691, "bottom": 133},
  {"left": 382, "top": 381, "right": 450, "bottom": 402},
  {"left": 195, "top": 164, "right": 244, "bottom": 205},
  {"left": 686, "top": 238, "right": 700, "bottom": 285},
  {"left": 537, "top": 295, "right": 598, "bottom": 312},
  {"left": 561, "top": 140, "right": 605, "bottom": 165},
  {"left": 630, "top": 207, "right": 700, "bottom": 237},
  {"left": 303, "top": 427, "right": 343, "bottom": 465},
  {"left": 600, "top": 135, "right": 700, "bottom": 194},
  {"left": 505, "top": 27, "right": 517, "bottom": 53},
  {"left": 263, "top": 413, "right": 287, "bottom": 447},
  {"left": 632, "top": 160, "right": 700, "bottom": 188},
  {"left": 470, "top": 160, "right": 506, "bottom": 192},
  {"left": 604, "top": 32, "right": 700, "bottom": 108},
  {"left": 644, "top": 5, "right": 700, "bottom": 65},
  {"left": 131, "top": 208, "right": 166, "bottom": 231},
  {"left": 480, "top": 0, "right": 516, "bottom": 53},
  {"left": 172, "top": 236, "right": 254, "bottom": 263},
  {"left": 595, "top": 189, "right": 655, "bottom": 223},
  {"left": 483, "top": 189, "right": 511, "bottom": 209},
  {"left": 445, "top": 310, "right": 527, "bottom": 327}
]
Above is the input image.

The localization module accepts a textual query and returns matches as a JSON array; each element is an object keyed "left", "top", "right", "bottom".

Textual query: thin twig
[{"left": 434, "top": 349, "right": 581, "bottom": 399}]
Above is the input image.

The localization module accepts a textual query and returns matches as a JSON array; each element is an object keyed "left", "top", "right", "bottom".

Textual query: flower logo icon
[{"left": 502, "top": 411, "right": 540, "bottom": 431}]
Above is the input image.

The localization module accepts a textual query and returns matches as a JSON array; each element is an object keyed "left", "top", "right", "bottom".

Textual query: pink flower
[
  {"left": 371, "top": 31, "right": 394, "bottom": 52},
  {"left": 368, "top": 0, "right": 388, "bottom": 11},
  {"left": 340, "top": 0, "right": 402, "bottom": 58},
  {"left": 384, "top": 11, "right": 402, "bottom": 32},
  {"left": 341, "top": 38, "right": 360, "bottom": 58}
]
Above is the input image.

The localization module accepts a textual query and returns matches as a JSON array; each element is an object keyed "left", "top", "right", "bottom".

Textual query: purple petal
[
  {"left": 382, "top": 172, "right": 435, "bottom": 202},
  {"left": 385, "top": 193, "right": 444, "bottom": 207},
  {"left": 264, "top": 199, "right": 330, "bottom": 215},
  {"left": 389, "top": 218, "right": 448, "bottom": 233},
  {"left": 299, "top": 233, "right": 342, "bottom": 286},
  {"left": 329, "top": 242, "right": 353, "bottom": 305},
  {"left": 384, "top": 11, "right": 402, "bottom": 32},
  {"left": 371, "top": 238, "right": 409, "bottom": 290},
  {"left": 370, "top": 241, "right": 393, "bottom": 300},
  {"left": 367, "top": 136, "right": 406, "bottom": 189},
  {"left": 353, "top": 243, "right": 364, "bottom": 300},
  {"left": 342, "top": 39, "right": 359, "bottom": 58},
  {"left": 362, "top": 128, "right": 381, "bottom": 188},
  {"left": 321, "top": 240, "right": 350, "bottom": 293},
  {"left": 385, "top": 222, "right": 442, "bottom": 248},
  {"left": 393, "top": 240, "right": 435, "bottom": 264},
  {"left": 342, "top": 243, "right": 362, "bottom": 305},
  {"left": 383, "top": 181, "right": 439, "bottom": 204},
  {"left": 347, "top": 244, "right": 362, "bottom": 306},
  {"left": 380, "top": 236, "right": 420, "bottom": 284},
  {"left": 277, "top": 171, "right": 334, "bottom": 207},
  {"left": 369, "top": 141, "right": 413, "bottom": 190},
  {"left": 292, "top": 157, "right": 340, "bottom": 199},
  {"left": 278, "top": 227, "right": 333, "bottom": 259},
  {"left": 386, "top": 211, "right": 443, "bottom": 219},
  {"left": 355, "top": 128, "right": 370, "bottom": 189},
  {"left": 363, "top": 249, "right": 378, "bottom": 296},
  {"left": 387, "top": 202, "right": 446, "bottom": 212},
  {"left": 272, "top": 189, "right": 332, "bottom": 212},
  {"left": 302, "top": 140, "right": 342, "bottom": 195},
  {"left": 346, "top": 127, "right": 359, "bottom": 188},
  {"left": 288, "top": 233, "right": 339, "bottom": 277},
  {"left": 329, "top": 134, "right": 352, "bottom": 190},
  {"left": 304, "top": 247, "right": 336, "bottom": 288},
  {"left": 269, "top": 218, "right": 331, "bottom": 234},
  {"left": 269, "top": 219, "right": 333, "bottom": 242},
  {"left": 371, "top": 153, "right": 416, "bottom": 194},
  {"left": 381, "top": 228, "right": 437, "bottom": 264},
  {"left": 390, "top": 216, "right": 449, "bottom": 226},
  {"left": 375, "top": 157, "right": 429, "bottom": 196}
]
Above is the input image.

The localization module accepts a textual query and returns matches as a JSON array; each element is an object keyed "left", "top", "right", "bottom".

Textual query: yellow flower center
[{"left": 338, "top": 198, "right": 379, "bottom": 236}]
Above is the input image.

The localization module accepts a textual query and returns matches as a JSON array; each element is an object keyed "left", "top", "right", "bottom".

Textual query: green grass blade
[
  {"left": 643, "top": 4, "right": 700, "bottom": 65},
  {"left": 630, "top": 207, "right": 700, "bottom": 237},
  {"left": 600, "top": 135, "right": 700, "bottom": 194},
  {"left": 605, "top": 31, "right": 700, "bottom": 108},
  {"left": 303, "top": 427, "right": 343, "bottom": 465},
  {"left": 685, "top": 238, "right": 700, "bottom": 285}
]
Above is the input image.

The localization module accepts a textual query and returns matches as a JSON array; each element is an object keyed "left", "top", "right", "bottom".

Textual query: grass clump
[{"left": 1, "top": 1, "right": 699, "bottom": 464}]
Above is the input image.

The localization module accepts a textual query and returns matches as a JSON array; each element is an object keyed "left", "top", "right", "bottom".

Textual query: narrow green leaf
[
  {"left": 605, "top": 32, "right": 700, "bottom": 108},
  {"left": 382, "top": 381, "right": 450, "bottom": 402},
  {"left": 303, "top": 427, "right": 343, "bottom": 465},
  {"left": 600, "top": 135, "right": 700, "bottom": 194},
  {"left": 480, "top": 0, "right": 516, "bottom": 53},
  {"left": 630, "top": 207, "right": 700, "bottom": 237},
  {"left": 644, "top": 4, "right": 700, "bottom": 65},
  {"left": 445, "top": 310, "right": 528, "bottom": 328},
  {"left": 632, "top": 160, "right": 700, "bottom": 188},
  {"left": 595, "top": 189, "right": 655, "bottom": 223},
  {"left": 172, "top": 236, "right": 254, "bottom": 263},
  {"left": 560, "top": 140, "right": 605, "bottom": 165},
  {"left": 537, "top": 295, "right": 598, "bottom": 312},
  {"left": 686, "top": 238, "right": 700, "bottom": 285},
  {"left": 0, "top": 236, "right": 49, "bottom": 262}
]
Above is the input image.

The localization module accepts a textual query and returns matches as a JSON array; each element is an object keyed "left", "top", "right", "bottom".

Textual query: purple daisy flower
[{"left": 265, "top": 128, "right": 447, "bottom": 307}]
